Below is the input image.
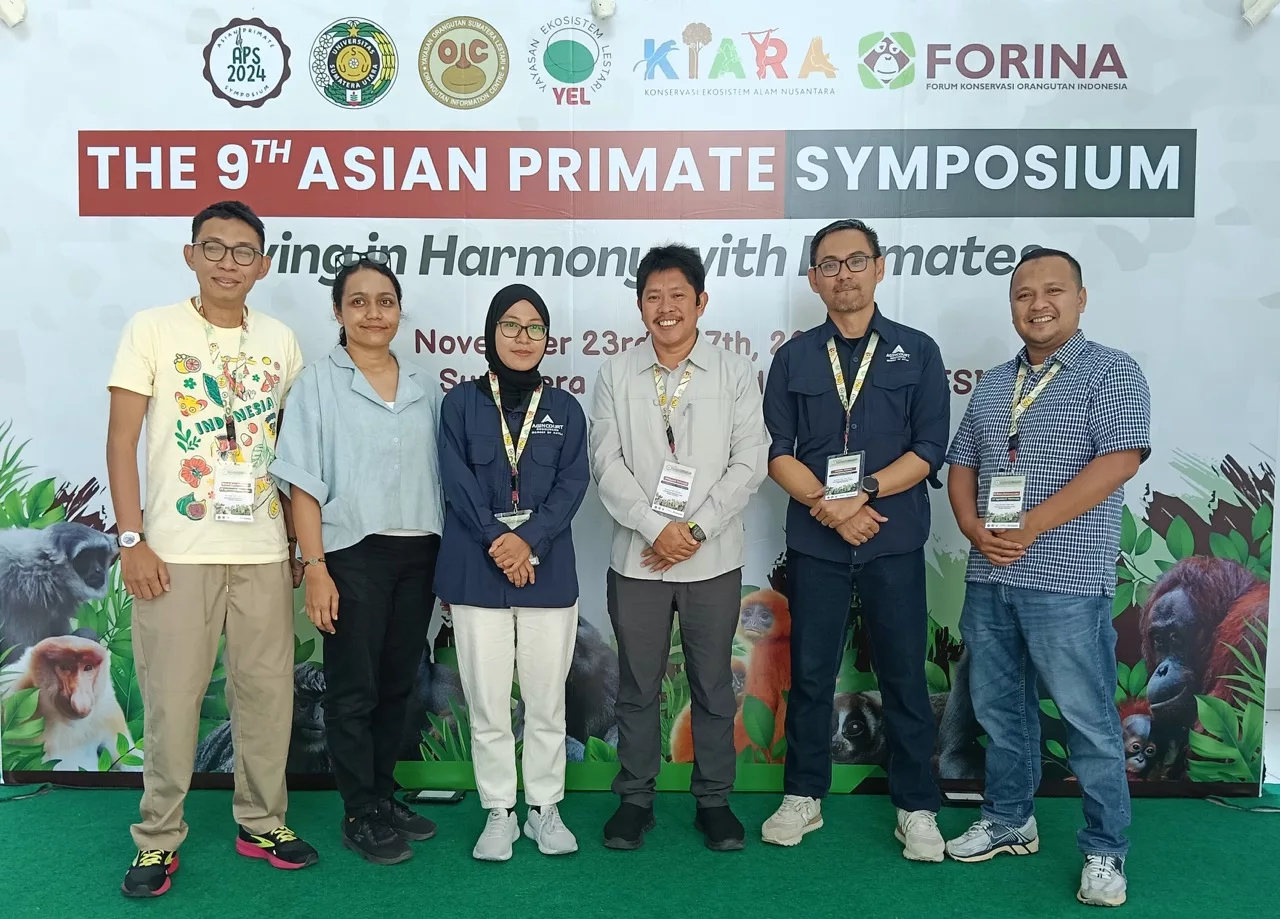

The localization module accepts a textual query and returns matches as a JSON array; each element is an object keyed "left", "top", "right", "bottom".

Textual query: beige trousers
[{"left": 130, "top": 562, "right": 294, "bottom": 851}]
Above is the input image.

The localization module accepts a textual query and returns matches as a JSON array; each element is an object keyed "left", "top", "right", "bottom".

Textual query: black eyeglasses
[
  {"left": 338, "top": 250, "right": 391, "bottom": 267},
  {"left": 814, "top": 254, "right": 874, "bottom": 277},
  {"left": 496, "top": 320, "right": 548, "bottom": 341},
  {"left": 195, "top": 239, "right": 263, "bottom": 266}
]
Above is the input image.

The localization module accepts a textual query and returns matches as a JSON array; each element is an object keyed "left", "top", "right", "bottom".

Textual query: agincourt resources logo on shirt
[
  {"left": 418, "top": 17, "right": 509, "bottom": 109},
  {"left": 311, "top": 18, "right": 398, "bottom": 108},
  {"left": 201, "top": 18, "right": 292, "bottom": 107},
  {"left": 531, "top": 413, "right": 564, "bottom": 437},
  {"left": 528, "top": 16, "right": 612, "bottom": 106}
]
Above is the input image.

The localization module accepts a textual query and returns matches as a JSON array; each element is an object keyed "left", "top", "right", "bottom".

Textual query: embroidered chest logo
[
  {"left": 886, "top": 344, "right": 911, "bottom": 363},
  {"left": 531, "top": 412, "right": 564, "bottom": 436}
]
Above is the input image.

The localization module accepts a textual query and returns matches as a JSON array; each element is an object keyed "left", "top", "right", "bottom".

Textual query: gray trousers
[{"left": 606, "top": 567, "right": 741, "bottom": 808}]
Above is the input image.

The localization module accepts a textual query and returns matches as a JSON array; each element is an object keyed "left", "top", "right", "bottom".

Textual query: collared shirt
[
  {"left": 588, "top": 336, "right": 769, "bottom": 582},
  {"left": 435, "top": 381, "right": 589, "bottom": 609},
  {"left": 107, "top": 299, "right": 304, "bottom": 565},
  {"left": 270, "top": 345, "right": 444, "bottom": 553},
  {"left": 946, "top": 331, "right": 1152, "bottom": 597},
  {"left": 763, "top": 308, "right": 950, "bottom": 565}
]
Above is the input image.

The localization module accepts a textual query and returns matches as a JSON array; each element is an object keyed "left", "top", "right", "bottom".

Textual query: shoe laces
[
  {"left": 269, "top": 825, "right": 298, "bottom": 844},
  {"left": 1085, "top": 855, "right": 1120, "bottom": 881},
  {"left": 483, "top": 809, "right": 512, "bottom": 837},
  {"left": 779, "top": 795, "right": 815, "bottom": 816},
  {"left": 903, "top": 810, "right": 939, "bottom": 834},
  {"left": 538, "top": 804, "right": 567, "bottom": 836},
  {"left": 136, "top": 850, "right": 165, "bottom": 868},
  {"left": 960, "top": 819, "right": 995, "bottom": 841}
]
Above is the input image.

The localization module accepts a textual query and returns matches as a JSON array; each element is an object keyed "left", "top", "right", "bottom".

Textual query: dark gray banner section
[{"left": 784, "top": 129, "right": 1196, "bottom": 218}]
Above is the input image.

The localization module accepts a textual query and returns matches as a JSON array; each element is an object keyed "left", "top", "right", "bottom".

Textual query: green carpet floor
[{"left": 1, "top": 788, "right": 1277, "bottom": 918}]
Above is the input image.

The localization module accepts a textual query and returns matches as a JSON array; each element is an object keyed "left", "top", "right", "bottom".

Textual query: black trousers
[
  {"left": 323, "top": 534, "right": 440, "bottom": 816},
  {"left": 782, "top": 547, "right": 941, "bottom": 812}
]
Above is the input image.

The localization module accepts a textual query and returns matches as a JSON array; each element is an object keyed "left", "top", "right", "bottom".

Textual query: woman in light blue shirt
[{"left": 270, "top": 254, "right": 443, "bottom": 867}]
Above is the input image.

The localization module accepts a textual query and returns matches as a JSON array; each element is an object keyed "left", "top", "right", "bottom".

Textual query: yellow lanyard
[
  {"left": 653, "top": 363, "right": 694, "bottom": 457},
  {"left": 194, "top": 296, "right": 248, "bottom": 462},
  {"left": 488, "top": 372, "right": 542, "bottom": 510},
  {"left": 1007, "top": 360, "right": 1062, "bottom": 464},
  {"left": 826, "top": 331, "right": 880, "bottom": 454}
]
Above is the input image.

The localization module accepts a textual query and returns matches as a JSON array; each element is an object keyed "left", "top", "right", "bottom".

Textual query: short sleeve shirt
[
  {"left": 946, "top": 332, "right": 1151, "bottom": 597},
  {"left": 107, "top": 299, "right": 304, "bottom": 564}
]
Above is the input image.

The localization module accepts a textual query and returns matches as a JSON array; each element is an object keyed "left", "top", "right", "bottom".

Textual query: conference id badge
[
  {"left": 984, "top": 475, "right": 1028, "bottom": 530},
  {"left": 824, "top": 451, "right": 865, "bottom": 500},
  {"left": 651, "top": 460, "right": 696, "bottom": 519},
  {"left": 213, "top": 460, "right": 255, "bottom": 523},
  {"left": 495, "top": 510, "right": 532, "bottom": 530}
]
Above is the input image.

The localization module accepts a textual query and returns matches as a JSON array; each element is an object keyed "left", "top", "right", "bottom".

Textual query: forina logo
[
  {"left": 857, "top": 32, "right": 916, "bottom": 90},
  {"left": 637, "top": 23, "right": 838, "bottom": 98},
  {"left": 924, "top": 40, "right": 1128, "bottom": 91}
]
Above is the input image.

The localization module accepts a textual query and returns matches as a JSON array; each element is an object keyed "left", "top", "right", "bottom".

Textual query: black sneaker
[
  {"left": 235, "top": 825, "right": 319, "bottom": 870},
  {"left": 121, "top": 849, "right": 178, "bottom": 898},
  {"left": 379, "top": 798, "right": 438, "bottom": 842},
  {"left": 342, "top": 814, "right": 413, "bottom": 865},
  {"left": 603, "top": 802, "right": 655, "bottom": 850},
  {"left": 694, "top": 805, "right": 746, "bottom": 851}
]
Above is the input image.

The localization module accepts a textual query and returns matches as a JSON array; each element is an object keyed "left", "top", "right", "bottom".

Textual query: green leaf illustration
[
  {"left": 924, "top": 660, "right": 949, "bottom": 693},
  {"left": 1046, "top": 740, "right": 1068, "bottom": 759},
  {"left": 294, "top": 637, "right": 316, "bottom": 664},
  {"left": 1165, "top": 516, "right": 1195, "bottom": 560},
  {"left": 98, "top": 747, "right": 113, "bottom": 772},
  {"left": 1128, "top": 659, "right": 1148, "bottom": 696},
  {"left": 1112, "top": 581, "right": 1134, "bottom": 618},
  {"left": 1116, "top": 565, "right": 1134, "bottom": 582},
  {"left": 1209, "top": 532, "right": 1243, "bottom": 563},
  {"left": 203, "top": 374, "right": 224, "bottom": 408},
  {"left": 1039, "top": 699, "right": 1061, "bottom": 720},
  {"left": 586, "top": 737, "right": 618, "bottom": 762},
  {"left": 1135, "top": 527, "right": 1153, "bottom": 556},
  {"left": 1252, "top": 503, "right": 1272, "bottom": 542},
  {"left": 7, "top": 687, "right": 39, "bottom": 725},
  {"left": 769, "top": 737, "right": 788, "bottom": 760},
  {"left": 741, "top": 695, "right": 775, "bottom": 750},
  {"left": 1229, "top": 530, "right": 1250, "bottom": 562},
  {"left": 1120, "top": 505, "right": 1137, "bottom": 554}
]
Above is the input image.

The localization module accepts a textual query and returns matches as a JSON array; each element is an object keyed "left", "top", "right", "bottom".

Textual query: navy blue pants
[{"left": 782, "top": 547, "right": 941, "bottom": 812}]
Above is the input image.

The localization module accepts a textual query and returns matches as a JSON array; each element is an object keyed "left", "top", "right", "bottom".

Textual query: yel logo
[
  {"left": 419, "top": 17, "right": 509, "bottom": 109},
  {"left": 857, "top": 31, "right": 916, "bottom": 90},
  {"left": 202, "top": 18, "right": 291, "bottom": 108},
  {"left": 529, "top": 16, "right": 612, "bottom": 106},
  {"left": 311, "top": 18, "right": 398, "bottom": 108}
]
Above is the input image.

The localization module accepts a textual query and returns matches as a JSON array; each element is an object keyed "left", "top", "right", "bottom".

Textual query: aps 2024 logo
[{"left": 201, "top": 18, "right": 292, "bottom": 107}]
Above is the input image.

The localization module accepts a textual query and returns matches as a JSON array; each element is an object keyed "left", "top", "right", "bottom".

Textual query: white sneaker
[
  {"left": 473, "top": 809, "right": 520, "bottom": 861},
  {"left": 524, "top": 804, "right": 578, "bottom": 856},
  {"left": 1078, "top": 854, "right": 1127, "bottom": 907},
  {"left": 895, "top": 809, "right": 945, "bottom": 862},
  {"left": 761, "top": 795, "right": 823, "bottom": 846}
]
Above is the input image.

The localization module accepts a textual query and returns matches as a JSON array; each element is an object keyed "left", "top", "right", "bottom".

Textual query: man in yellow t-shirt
[{"left": 106, "top": 201, "right": 317, "bottom": 898}]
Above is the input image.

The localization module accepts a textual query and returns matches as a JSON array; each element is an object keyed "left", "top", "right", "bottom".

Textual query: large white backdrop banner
[{"left": 0, "top": 0, "right": 1276, "bottom": 790}]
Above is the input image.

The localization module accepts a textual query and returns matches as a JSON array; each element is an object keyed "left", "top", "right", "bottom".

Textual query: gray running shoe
[
  {"left": 1078, "top": 854, "right": 1127, "bottom": 907},
  {"left": 945, "top": 816, "right": 1039, "bottom": 862}
]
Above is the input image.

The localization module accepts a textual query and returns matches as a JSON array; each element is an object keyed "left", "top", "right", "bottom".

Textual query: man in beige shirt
[{"left": 589, "top": 243, "right": 768, "bottom": 852}]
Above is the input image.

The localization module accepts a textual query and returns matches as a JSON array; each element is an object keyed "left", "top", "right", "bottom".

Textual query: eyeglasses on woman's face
[
  {"left": 496, "top": 320, "right": 548, "bottom": 341},
  {"left": 338, "top": 249, "right": 391, "bottom": 267}
]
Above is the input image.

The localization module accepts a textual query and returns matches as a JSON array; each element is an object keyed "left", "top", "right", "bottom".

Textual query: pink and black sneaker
[
  {"left": 235, "top": 825, "right": 318, "bottom": 870},
  {"left": 121, "top": 849, "right": 179, "bottom": 897}
]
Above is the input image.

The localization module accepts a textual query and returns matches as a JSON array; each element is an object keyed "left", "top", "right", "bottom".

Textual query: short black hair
[
  {"left": 1011, "top": 247, "right": 1083, "bottom": 290},
  {"left": 810, "top": 218, "right": 882, "bottom": 266},
  {"left": 331, "top": 258, "right": 403, "bottom": 346},
  {"left": 191, "top": 201, "right": 266, "bottom": 249},
  {"left": 635, "top": 244, "right": 705, "bottom": 301}
]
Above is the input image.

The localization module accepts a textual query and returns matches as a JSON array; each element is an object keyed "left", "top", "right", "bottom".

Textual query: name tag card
[
  {"left": 984, "top": 474, "right": 1027, "bottom": 530},
  {"left": 495, "top": 510, "right": 532, "bottom": 529},
  {"left": 652, "top": 460, "right": 696, "bottom": 519},
  {"left": 824, "top": 451, "right": 865, "bottom": 500},
  {"left": 213, "top": 460, "right": 255, "bottom": 523}
]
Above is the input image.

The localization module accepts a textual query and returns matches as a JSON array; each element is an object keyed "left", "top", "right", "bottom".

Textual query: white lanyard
[
  {"left": 487, "top": 372, "right": 542, "bottom": 510},
  {"left": 826, "top": 331, "right": 880, "bottom": 454}
]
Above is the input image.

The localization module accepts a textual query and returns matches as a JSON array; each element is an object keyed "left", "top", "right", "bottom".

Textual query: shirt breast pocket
[
  {"left": 787, "top": 373, "right": 839, "bottom": 457},
  {"left": 523, "top": 442, "right": 560, "bottom": 506},
  {"left": 870, "top": 366, "right": 921, "bottom": 434}
]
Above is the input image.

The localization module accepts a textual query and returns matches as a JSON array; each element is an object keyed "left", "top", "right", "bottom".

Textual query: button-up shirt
[
  {"left": 270, "top": 345, "right": 444, "bottom": 553},
  {"left": 588, "top": 336, "right": 769, "bottom": 582},
  {"left": 435, "top": 381, "right": 589, "bottom": 609},
  {"left": 946, "top": 330, "right": 1151, "bottom": 597},
  {"left": 763, "top": 308, "right": 950, "bottom": 565}
]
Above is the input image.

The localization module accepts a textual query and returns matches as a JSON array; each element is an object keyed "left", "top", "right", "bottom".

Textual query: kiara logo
[
  {"left": 636, "top": 23, "right": 836, "bottom": 81},
  {"left": 857, "top": 31, "right": 915, "bottom": 90}
]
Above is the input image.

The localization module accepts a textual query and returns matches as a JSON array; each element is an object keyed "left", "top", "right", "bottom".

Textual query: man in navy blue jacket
[{"left": 760, "top": 219, "right": 950, "bottom": 860}]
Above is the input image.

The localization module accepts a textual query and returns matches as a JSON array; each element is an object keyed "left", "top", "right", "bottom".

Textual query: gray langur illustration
[
  {"left": 0, "top": 523, "right": 119, "bottom": 658},
  {"left": 933, "top": 648, "right": 986, "bottom": 781}
]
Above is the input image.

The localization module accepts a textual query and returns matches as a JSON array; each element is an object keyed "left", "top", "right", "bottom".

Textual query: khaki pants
[{"left": 130, "top": 562, "right": 294, "bottom": 851}]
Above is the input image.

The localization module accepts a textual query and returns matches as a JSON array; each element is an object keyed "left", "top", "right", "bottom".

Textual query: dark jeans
[
  {"left": 323, "top": 534, "right": 440, "bottom": 816},
  {"left": 607, "top": 568, "right": 742, "bottom": 808},
  {"left": 783, "top": 547, "right": 941, "bottom": 812},
  {"left": 961, "top": 582, "right": 1130, "bottom": 855}
]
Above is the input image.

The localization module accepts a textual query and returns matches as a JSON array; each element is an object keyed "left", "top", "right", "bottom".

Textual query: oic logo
[{"left": 857, "top": 31, "right": 916, "bottom": 90}]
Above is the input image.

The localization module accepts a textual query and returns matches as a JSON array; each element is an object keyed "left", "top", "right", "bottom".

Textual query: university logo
[
  {"left": 201, "top": 18, "right": 291, "bottom": 108},
  {"left": 311, "top": 18, "right": 398, "bottom": 108},
  {"left": 418, "top": 17, "right": 509, "bottom": 109},
  {"left": 528, "top": 16, "right": 612, "bottom": 105},
  {"left": 635, "top": 23, "right": 836, "bottom": 82},
  {"left": 857, "top": 31, "right": 916, "bottom": 90}
]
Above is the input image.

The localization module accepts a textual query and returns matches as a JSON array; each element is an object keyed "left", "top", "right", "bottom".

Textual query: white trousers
[{"left": 452, "top": 603, "right": 579, "bottom": 809}]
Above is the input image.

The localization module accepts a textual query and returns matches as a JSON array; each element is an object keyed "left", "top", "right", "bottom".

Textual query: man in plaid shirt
[{"left": 943, "top": 248, "right": 1151, "bottom": 909}]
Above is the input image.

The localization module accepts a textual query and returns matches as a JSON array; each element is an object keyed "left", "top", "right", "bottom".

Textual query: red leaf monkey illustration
[{"left": 732, "top": 589, "right": 792, "bottom": 758}]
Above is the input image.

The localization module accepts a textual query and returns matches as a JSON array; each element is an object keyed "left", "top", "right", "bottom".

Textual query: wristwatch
[
  {"left": 529, "top": 554, "right": 540, "bottom": 567},
  {"left": 688, "top": 522, "right": 707, "bottom": 543},
  {"left": 861, "top": 476, "right": 880, "bottom": 506},
  {"left": 118, "top": 531, "right": 143, "bottom": 548}
]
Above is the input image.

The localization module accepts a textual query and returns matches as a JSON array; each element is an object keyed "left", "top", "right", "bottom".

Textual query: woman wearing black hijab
[{"left": 435, "top": 284, "right": 590, "bottom": 862}]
